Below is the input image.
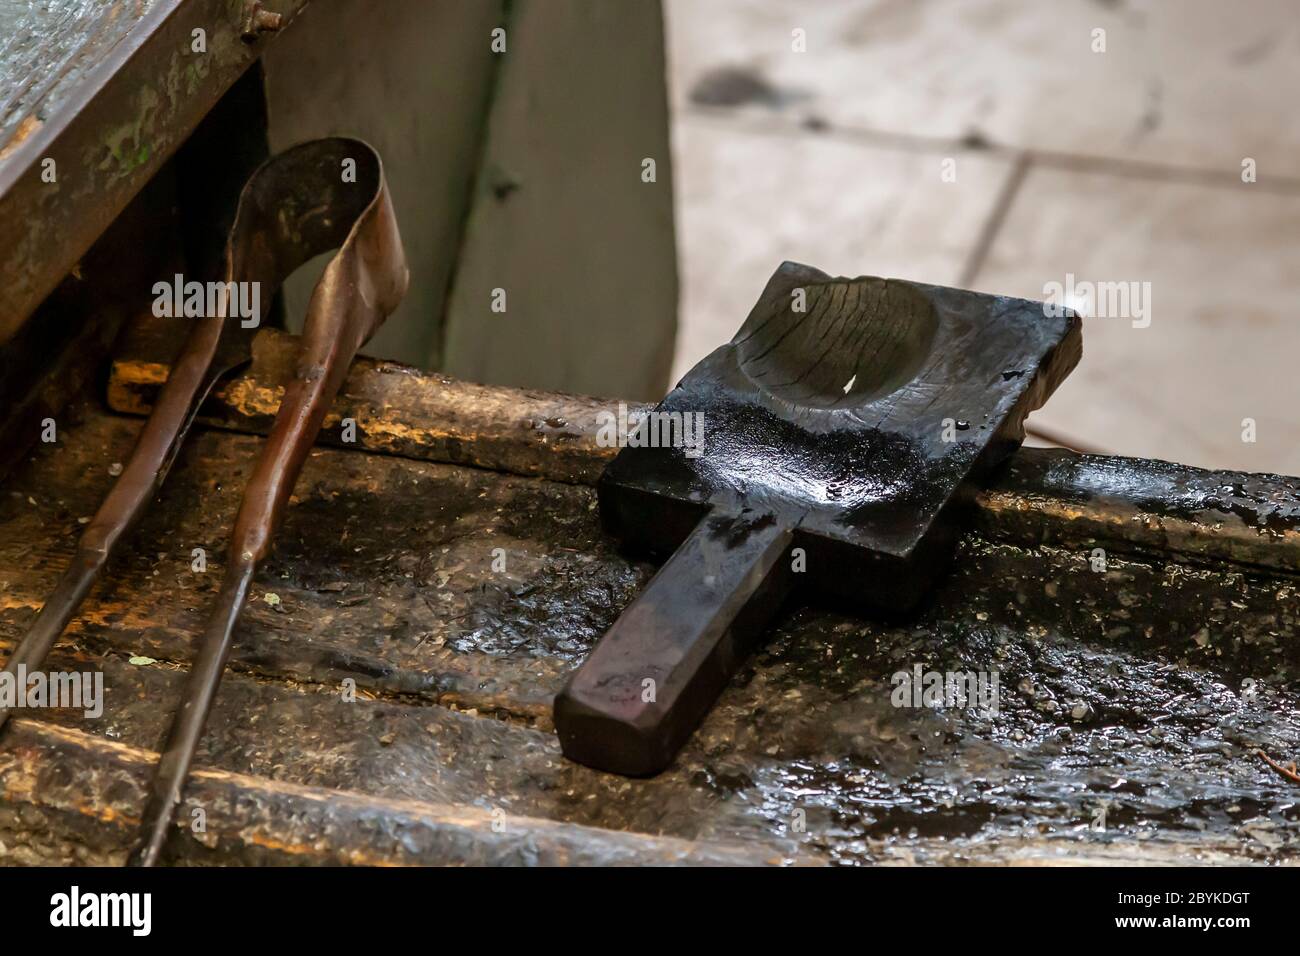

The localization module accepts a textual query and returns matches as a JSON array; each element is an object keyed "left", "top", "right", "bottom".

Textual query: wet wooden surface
[{"left": 2, "top": 338, "right": 1300, "bottom": 864}]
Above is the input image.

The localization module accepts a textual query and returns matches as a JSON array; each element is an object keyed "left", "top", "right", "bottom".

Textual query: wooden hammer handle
[{"left": 555, "top": 510, "right": 795, "bottom": 775}]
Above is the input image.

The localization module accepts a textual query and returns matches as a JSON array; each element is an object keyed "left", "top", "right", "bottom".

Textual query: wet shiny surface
[
  {"left": 578, "top": 262, "right": 1080, "bottom": 774},
  {"left": 603, "top": 261, "right": 1082, "bottom": 566},
  {"left": 1, "top": 410, "right": 1298, "bottom": 863},
  {"left": 0, "top": 1, "right": 161, "bottom": 151}
]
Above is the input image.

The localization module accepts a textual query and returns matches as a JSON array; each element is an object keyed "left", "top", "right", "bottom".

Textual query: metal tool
[
  {"left": 0, "top": 250, "right": 259, "bottom": 734},
  {"left": 126, "top": 137, "right": 408, "bottom": 865},
  {"left": 554, "top": 262, "right": 1083, "bottom": 775}
]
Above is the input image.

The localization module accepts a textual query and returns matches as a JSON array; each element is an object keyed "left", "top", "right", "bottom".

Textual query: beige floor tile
[
  {"left": 666, "top": 0, "right": 1300, "bottom": 178},
  {"left": 671, "top": 117, "right": 1013, "bottom": 381},
  {"left": 973, "top": 165, "right": 1300, "bottom": 476}
]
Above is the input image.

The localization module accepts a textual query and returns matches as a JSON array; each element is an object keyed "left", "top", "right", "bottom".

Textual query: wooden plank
[
  {"left": 440, "top": 0, "right": 679, "bottom": 400},
  {"left": 261, "top": 0, "right": 507, "bottom": 367},
  {"left": 109, "top": 320, "right": 1300, "bottom": 573},
  {"left": 0, "top": 0, "right": 313, "bottom": 344},
  {"left": 0, "top": 718, "right": 787, "bottom": 866},
  {"left": 975, "top": 449, "right": 1300, "bottom": 575},
  {"left": 0, "top": 412, "right": 639, "bottom": 722},
  {"left": 0, "top": 1, "right": 162, "bottom": 157},
  {"left": 110, "top": 320, "right": 643, "bottom": 485}
]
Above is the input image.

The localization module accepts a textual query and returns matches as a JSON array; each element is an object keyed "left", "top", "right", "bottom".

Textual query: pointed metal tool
[{"left": 124, "top": 138, "right": 408, "bottom": 865}]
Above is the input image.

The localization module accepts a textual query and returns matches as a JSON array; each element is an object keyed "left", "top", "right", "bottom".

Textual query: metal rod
[
  {"left": 0, "top": 307, "right": 255, "bottom": 734},
  {"left": 127, "top": 562, "right": 254, "bottom": 866},
  {"left": 1024, "top": 421, "right": 1107, "bottom": 455},
  {"left": 0, "top": 556, "right": 99, "bottom": 732}
]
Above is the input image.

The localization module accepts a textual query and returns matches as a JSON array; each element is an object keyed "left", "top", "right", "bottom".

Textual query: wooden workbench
[{"left": 1, "top": 324, "right": 1299, "bottom": 865}]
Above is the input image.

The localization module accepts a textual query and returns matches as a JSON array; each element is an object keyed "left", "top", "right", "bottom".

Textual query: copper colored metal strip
[{"left": 127, "top": 137, "right": 408, "bottom": 866}]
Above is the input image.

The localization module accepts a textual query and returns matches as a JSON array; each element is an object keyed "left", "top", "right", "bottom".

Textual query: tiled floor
[{"left": 665, "top": 0, "right": 1300, "bottom": 475}]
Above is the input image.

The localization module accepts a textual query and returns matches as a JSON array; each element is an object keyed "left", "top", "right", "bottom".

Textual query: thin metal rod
[
  {"left": 1024, "top": 422, "right": 1108, "bottom": 455},
  {"left": 127, "top": 562, "right": 255, "bottom": 867},
  {"left": 0, "top": 314, "right": 249, "bottom": 734},
  {"left": 0, "top": 554, "right": 101, "bottom": 732}
]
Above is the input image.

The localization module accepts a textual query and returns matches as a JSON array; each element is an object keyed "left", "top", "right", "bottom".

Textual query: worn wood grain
[
  {"left": 110, "top": 319, "right": 646, "bottom": 485},
  {"left": 0, "top": 718, "right": 786, "bottom": 866},
  {"left": 440, "top": 0, "right": 679, "bottom": 399},
  {"left": 2, "top": 404, "right": 1299, "bottom": 864},
  {"left": 0, "top": 1, "right": 159, "bottom": 159}
]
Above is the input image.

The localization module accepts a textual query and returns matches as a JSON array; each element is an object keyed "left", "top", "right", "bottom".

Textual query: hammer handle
[{"left": 555, "top": 511, "right": 795, "bottom": 775}]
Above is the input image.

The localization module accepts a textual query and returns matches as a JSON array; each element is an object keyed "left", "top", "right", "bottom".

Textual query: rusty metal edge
[{"left": 0, "top": 0, "right": 314, "bottom": 345}]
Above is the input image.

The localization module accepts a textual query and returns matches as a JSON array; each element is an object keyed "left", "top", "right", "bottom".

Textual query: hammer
[{"left": 554, "top": 262, "right": 1082, "bottom": 775}]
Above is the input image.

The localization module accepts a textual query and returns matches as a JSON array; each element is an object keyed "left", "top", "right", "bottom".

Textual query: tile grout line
[
  {"left": 956, "top": 152, "right": 1109, "bottom": 455},
  {"left": 675, "top": 111, "right": 1133, "bottom": 454},
  {"left": 680, "top": 107, "right": 1300, "bottom": 197},
  {"left": 958, "top": 150, "right": 1030, "bottom": 289}
]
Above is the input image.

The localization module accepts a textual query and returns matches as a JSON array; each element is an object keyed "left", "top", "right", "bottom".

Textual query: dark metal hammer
[{"left": 554, "top": 262, "right": 1082, "bottom": 775}]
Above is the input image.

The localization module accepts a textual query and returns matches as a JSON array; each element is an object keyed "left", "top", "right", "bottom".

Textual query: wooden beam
[
  {"left": 0, "top": 0, "right": 313, "bottom": 344},
  {"left": 108, "top": 319, "right": 1300, "bottom": 573},
  {"left": 0, "top": 718, "right": 788, "bottom": 866}
]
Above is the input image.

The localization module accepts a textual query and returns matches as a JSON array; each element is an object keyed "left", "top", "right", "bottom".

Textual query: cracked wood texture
[{"left": 2, "top": 336, "right": 1300, "bottom": 863}]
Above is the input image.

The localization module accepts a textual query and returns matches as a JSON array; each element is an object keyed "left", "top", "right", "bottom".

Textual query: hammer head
[{"left": 599, "top": 261, "right": 1082, "bottom": 608}]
